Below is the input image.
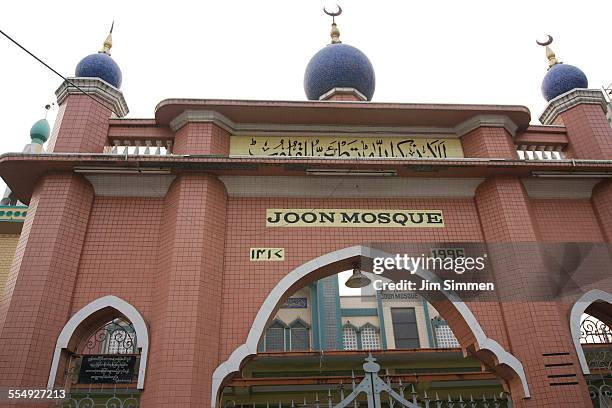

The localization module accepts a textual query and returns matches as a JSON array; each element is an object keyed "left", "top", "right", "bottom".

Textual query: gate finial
[{"left": 363, "top": 353, "right": 380, "bottom": 373}]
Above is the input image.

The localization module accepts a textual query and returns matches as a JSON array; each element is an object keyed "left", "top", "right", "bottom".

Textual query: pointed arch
[
  {"left": 211, "top": 245, "right": 530, "bottom": 406},
  {"left": 570, "top": 289, "right": 612, "bottom": 374},
  {"left": 288, "top": 317, "right": 310, "bottom": 329},
  {"left": 288, "top": 317, "right": 311, "bottom": 351},
  {"left": 47, "top": 295, "right": 149, "bottom": 389},
  {"left": 359, "top": 322, "right": 381, "bottom": 350},
  {"left": 358, "top": 322, "right": 380, "bottom": 332}
]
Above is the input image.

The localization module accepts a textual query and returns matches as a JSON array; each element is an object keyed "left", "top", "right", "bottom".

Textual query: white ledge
[
  {"left": 55, "top": 77, "right": 129, "bottom": 118},
  {"left": 318, "top": 87, "right": 368, "bottom": 101},
  {"left": 539, "top": 88, "right": 607, "bottom": 125},
  {"left": 454, "top": 114, "right": 518, "bottom": 138}
]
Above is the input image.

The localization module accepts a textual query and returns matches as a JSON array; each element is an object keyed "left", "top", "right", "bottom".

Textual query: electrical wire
[{"left": 0, "top": 28, "right": 120, "bottom": 117}]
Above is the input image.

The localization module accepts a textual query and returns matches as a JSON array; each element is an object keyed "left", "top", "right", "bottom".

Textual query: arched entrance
[
  {"left": 47, "top": 296, "right": 149, "bottom": 407},
  {"left": 571, "top": 290, "right": 612, "bottom": 407},
  {"left": 212, "top": 246, "right": 529, "bottom": 407}
]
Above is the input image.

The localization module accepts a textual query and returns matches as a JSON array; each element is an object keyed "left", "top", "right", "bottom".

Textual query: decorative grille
[
  {"left": 343, "top": 325, "right": 358, "bottom": 350},
  {"left": 360, "top": 326, "right": 380, "bottom": 350},
  {"left": 434, "top": 324, "right": 460, "bottom": 348}
]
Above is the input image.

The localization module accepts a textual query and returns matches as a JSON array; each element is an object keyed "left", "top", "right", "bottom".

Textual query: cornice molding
[
  {"left": 539, "top": 88, "right": 607, "bottom": 125},
  {"left": 55, "top": 77, "right": 129, "bottom": 117},
  {"left": 169, "top": 109, "right": 459, "bottom": 137},
  {"left": 169, "top": 110, "right": 235, "bottom": 133},
  {"left": 454, "top": 114, "right": 518, "bottom": 138},
  {"left": 319, "top": 87, "right": 368, "bottom": 101}
]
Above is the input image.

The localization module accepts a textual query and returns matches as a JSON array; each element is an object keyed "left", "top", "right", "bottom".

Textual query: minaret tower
[
  {"left": 47, "top": 23, "right": 128, "bottom": 153},
  {"left": 538, "top": 35, "right": 612, "bottom": 160}
]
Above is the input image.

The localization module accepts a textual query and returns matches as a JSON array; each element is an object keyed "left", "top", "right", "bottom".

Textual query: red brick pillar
[
  {"left": 170, "top": 112, "right": 231, "bottom": 155},
  {"left": 0, "top": 174, "right": 94, "bottom": 400},
  {"left": 592, "top": 179, "right": 612, "bottom": 242},
  {"left": 47, "top": 78, "right": 129, "bottom": 153},
  {"left": 141, "top": 174, "right": 227, "bottom": 408},
  {"left": 475, "top": 176, "right": 591, "bottom": 407},
  {"left": 457, "top": 115, "right": 518, "bottom": 158},
  {"left": 539, "top": 89, "right": 612, "bottom": 159}
]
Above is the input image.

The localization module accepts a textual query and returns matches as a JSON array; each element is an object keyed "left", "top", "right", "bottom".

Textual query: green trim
[
  {"left": 316, "top": 282, "right": 327, "bottom": 349},
  {"left": 309, "top": 284, "right": 320, "bottom": 350},
  {"left": 331, "top": 277, "right": 344, "bottom": 349},
  {"left": 375, "top": 290, "right": 388, "bottom": 349},
  {"left": 341, "top": 308, "right": 378, "bottom": 317},
  {"left": 0, "top": 205, "right": 28, "bottom": 222},
  {"left": 284, "top": 328, "right": 290, "bottom": 351},
  {"left": 422, "top": 297, "right": 435, "bottom": 347}
]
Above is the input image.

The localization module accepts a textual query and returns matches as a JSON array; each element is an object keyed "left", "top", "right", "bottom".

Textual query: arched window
[
  {"left": 264, "top": 320, "right": 287, "bottom": 352},
  {"left": 289, "top": 319, "right": 310, "bottom": 351},
  {"left": 360, "top": 324, "right": 380, "bottom": 350},
  {"left": 580, "top": 314, "right": 612, "bottom": 344},
  {"left": 343, "top": 323, "right": 359, "bottom": 350},
  {"left": 82, "top": 318, "right": 137, "bottom": 355},
  {"left": 432, "top": 316, "right": 460, "bottom": 348}
]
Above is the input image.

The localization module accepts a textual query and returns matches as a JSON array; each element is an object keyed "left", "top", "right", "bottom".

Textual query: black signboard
[{"left": 78, "top": 355, "right": 136, "bottom": 384}]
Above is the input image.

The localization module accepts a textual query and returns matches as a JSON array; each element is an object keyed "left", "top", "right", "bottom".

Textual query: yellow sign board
[
  {"left": 230, "top": 135, "right": 463, "bottom": 159},
  {"left": 250, "top": 248, "right": 285, "bottom": 261},
  {"left": 266, "top": 209, "right": 444, "bottom": 228}
]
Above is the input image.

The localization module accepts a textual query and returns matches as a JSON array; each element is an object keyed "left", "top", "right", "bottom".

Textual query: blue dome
[
  {"left": 304, "top": 43, "right": 375, "bottom": 100},
  {"left": 75, "top": 52, "right": 122, "bottom": 89},
  {"left": 541, "top": 63, "right": 587, "bottom": 101}
]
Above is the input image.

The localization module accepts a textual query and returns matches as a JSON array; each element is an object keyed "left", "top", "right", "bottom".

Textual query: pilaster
[
  {"left": 142, "top": 174, "right": 227, "bottom": 407},
  {"left": 48, "top": 78, "right": 128, "bottom": 153},
  {"left": 0, "top": 174, "right": 94, "bottom": 393},
  {"left": 539, "top": 89, "right": 612, "bottom": 159},
  {"left": 474, "top": 176, "right": 591, "bottom": 406}
]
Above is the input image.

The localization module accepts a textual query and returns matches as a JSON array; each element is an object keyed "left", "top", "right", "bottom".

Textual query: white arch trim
[
  {"left": 47, "top": 295, "right": 149, "bottom": 389},
  {"left": 570, "top": 289, "right": 612, "bottom": 375},
  {"left": 211, "top": 246, "right": 530, "bottom": 406}
]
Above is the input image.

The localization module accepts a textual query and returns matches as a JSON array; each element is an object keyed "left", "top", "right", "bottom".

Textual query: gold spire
[
  {"left": 100, "top": 21, "right": 114, "bottom": 55},
  {"left": 323, "top": 5, "right": 342, "bottom": 44},
  {"left": 537, "top": 35, "right": 561, "bottom": 69},
  {"left": 544, "top": 45, "right": 560, "bottom": 68}
]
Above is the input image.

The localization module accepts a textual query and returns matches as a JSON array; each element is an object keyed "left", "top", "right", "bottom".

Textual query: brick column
[
  {"left": 141, "top": 174, "right": 227, "bottom": 407},
  {"left": 592, "top": 179, "right": 612, "bottom": 242},
  {"left": 475, "top": 176, "right": 591, "bottom": 407},
  {"left": 48, "top": 78, "right": 128, "bottom": 153},
  {"left": 169, "top": 111, "right": 231, "bottom": 155},
  {"left": 539, "top": 89, "right": 612, "bottom": 159},
  {"left": 0, "top": 174, "right": 93, "bottom": 397},
  {"left": 457, "top": 115, "right": 518, "bottom": 159}
]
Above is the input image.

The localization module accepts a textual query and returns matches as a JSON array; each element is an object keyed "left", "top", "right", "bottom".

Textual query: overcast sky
[{"left": 1, "top": 0, "right": 611, "bottom": 154}]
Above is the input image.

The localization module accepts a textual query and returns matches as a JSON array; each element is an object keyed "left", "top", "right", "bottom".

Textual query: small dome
[
  {"left": 541, "top": 63, "right": 587, "bottom": 101},
  {"left": 29, "top": 119, "right": 50, "bottom": 143},
  {"left": 75, "top": 52, "right": 122, "bottom": 89},
  {"left": 304, "top": 43, "right": 375, "bottom": 100}
]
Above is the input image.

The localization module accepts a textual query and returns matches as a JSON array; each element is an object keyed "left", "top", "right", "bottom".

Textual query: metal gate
[
  {"left": 334, "top": 354, "right": 418, "bottom": 408},
  {"left": 221, "top": 354, "right": 512, "bottom": 408},
  {"left": 331, "top": 354, "right": 512, "bottom": 408}
]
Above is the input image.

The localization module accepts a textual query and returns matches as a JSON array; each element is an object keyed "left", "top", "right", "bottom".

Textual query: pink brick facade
[{"left": 0, "top": 81, "right": 611, "bottom": 407}]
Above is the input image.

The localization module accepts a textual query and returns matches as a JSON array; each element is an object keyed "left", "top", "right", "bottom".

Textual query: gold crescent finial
[
  {"left": 100, "top": 21, "right": 114, "bottom": 55},
  {"left": 536, "top": 34, "right": 560, "bottom": 69},
  {"left": 323, "top": 5, "right": 343, "bottom": 44}
]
